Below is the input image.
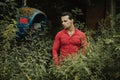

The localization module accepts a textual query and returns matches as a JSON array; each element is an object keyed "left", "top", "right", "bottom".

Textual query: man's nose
[{"left": 62, "top": 22, "right": 65, "bottom": 25}]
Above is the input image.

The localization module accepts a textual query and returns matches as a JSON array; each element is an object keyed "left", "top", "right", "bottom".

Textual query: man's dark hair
[{"left": 61, "top": 12, "right": 74, "bottom": 20}]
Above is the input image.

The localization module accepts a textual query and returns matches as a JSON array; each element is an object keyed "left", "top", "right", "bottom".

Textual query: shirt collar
[{"left": 63, "top": 28, "right": 78, "bottom": 33}]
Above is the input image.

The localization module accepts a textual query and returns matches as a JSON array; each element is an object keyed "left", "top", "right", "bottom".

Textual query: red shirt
[{"left": 52, "top": 29, "right": 87, "bottom": 65}]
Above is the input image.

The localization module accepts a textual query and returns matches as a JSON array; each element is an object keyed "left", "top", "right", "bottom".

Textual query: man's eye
[{"left": 63, "top": 20, "right": 67, "bottom": 22}]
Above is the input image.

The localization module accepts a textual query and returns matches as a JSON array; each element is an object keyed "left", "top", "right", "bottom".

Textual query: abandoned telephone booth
[{"left": 16, "top": 7, "right": 47, "bottom": 39}]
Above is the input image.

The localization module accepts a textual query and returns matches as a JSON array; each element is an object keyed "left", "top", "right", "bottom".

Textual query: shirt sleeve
[
  {"left": 80, "top": 32, "right": 88, "bottom": 54},
  {"left": 52, "top": 33, "right": 60, "bottom": 65}
]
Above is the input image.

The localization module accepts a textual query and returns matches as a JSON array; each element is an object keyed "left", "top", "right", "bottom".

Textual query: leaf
[{"left": 84, "top": 67, "right": 91, "bottom": 75}]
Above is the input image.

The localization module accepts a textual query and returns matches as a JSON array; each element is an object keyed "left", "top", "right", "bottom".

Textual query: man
[{"left": 52, "top": 12, "right": 88, "bottom": 65}]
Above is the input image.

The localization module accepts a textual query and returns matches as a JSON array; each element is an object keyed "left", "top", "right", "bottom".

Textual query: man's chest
[{"left": 60, "top": 34, "right": 81, "bottom": 45}]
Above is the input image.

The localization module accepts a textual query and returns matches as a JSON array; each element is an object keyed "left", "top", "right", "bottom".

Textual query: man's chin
[
  {"left": 64, "top": 27, "right": 68, "bottom": 29},
  {"left": 64, "top": 28, "right": 67, "bottom": 30}
]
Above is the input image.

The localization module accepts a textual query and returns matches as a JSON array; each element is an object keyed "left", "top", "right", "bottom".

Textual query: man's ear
[{"left": 71, "top": 19, "right": 74, "bottom": 23}]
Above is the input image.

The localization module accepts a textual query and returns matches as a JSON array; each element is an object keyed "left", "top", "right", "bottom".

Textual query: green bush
[
  {"left": 0, "top": 2, "right": 120, "bottom": 79},
  {"left": 48, "top": 14, "right": 120, "bottom": 80},
  {"left": 49, "top": 36, "right": 114, "bottom": 80},
  {"left": 0, "top": 19, "right": 53, "bottom": 80},
  {"left": 0, "top": 33, "right": 53, "bottom": 80}
]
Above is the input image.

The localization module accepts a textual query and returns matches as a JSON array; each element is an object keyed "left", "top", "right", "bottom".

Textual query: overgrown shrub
[
  {"left": 48, "top": 35, "right": 114, "bottom": 80},
  {"left": 0, "top": 2, "right": 120, "bottom": 79},
  {"left": 0, "top": 22, "right": 53, "bottom": 80},
  {"left": 0, "top": 0, "right": 18, "bottom": 20},
  {"left": 48, "top": 14, "right": 120, "bottom": 80}
]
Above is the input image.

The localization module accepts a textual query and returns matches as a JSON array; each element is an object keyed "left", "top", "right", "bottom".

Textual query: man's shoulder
[
  {"left": 76, "top": 29, "right": 84, "bottom": 33},
  {"left": 55, "top": 29, "right": 65, "bottom": 37},
  {"left": 75, "top": 29, "right": 86, "bottom": 37}
]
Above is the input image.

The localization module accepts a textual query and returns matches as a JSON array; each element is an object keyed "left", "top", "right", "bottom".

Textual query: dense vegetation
[{"left": 0, "top": 0, "right": 120, "bottom": 80}]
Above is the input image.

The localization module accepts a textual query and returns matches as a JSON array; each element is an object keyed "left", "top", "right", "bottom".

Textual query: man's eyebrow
[{"left": 62, "top": 20, "right": 67, "bottom": 22}]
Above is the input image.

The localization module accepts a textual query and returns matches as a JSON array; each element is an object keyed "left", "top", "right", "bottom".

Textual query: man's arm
[
  {"left": 52, "top": 34, "right": 60, "bottom": 65},
  {"left": 80, "top": 32, "right": 88, "bottom": 54}
]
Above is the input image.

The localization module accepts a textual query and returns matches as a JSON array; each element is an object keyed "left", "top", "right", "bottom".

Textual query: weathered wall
[{"left": 86, "top": 0, "right": 105, "bottom": 29}]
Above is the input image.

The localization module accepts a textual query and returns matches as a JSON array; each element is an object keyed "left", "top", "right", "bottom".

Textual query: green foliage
[
  {"left": 0, "top": 8, "right": 53, "bottom": 79},
  {"left": 0, "top": 19, "right": 17, "bottom": 80},
  {"left": 0, "top": 19, "right": 17, "bottom": 50},
  {"left": 72, "top": 8, "right": 83, "bottom": 16},
  {"left": 0, "top": 0, "right": 18, "bottom": 20},
  {"left": 71, "top": 8, "right": 87, "bottom": 32},
  {"left": 9, "top": 38, "right": 52, "bottom": 80},
  {"left": 0, "top": 34, "right": 53, "bottom": 80},
  {"left": 48, "top": 14, "right": 120, "bottom": 80},
  {"left": 0, "top": 3, "right": 120, "bottom": 79},
  {"left": 49, "top": 37, "right": 114, "bottom": 80}
]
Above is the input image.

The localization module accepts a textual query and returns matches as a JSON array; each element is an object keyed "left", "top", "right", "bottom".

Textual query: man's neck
[
  {"left": 67, "top": 25, "right": 75, "bottom": 32},
  {"left": 67, "top": 25, "right": 75, "bottom": 36}
]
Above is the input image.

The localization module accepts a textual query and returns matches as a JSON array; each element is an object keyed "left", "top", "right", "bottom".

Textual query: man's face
[{"left": 61, "top": 15, "right": 73, "bottom": 29}]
